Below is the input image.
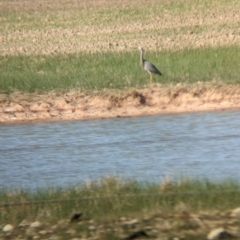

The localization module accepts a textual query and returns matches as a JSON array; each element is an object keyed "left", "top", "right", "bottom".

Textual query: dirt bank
[{"left": 1, "top": 82, "right": 240, "bottom": 124}]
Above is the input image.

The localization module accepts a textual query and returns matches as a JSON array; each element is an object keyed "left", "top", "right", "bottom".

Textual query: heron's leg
[{"left": 149, "top": 73, "right": 153, "bottom": 84}]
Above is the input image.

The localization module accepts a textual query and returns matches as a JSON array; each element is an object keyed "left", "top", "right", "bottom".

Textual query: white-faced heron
[{"left": 138, "top": 46, "right": 162, "bottom": 83}]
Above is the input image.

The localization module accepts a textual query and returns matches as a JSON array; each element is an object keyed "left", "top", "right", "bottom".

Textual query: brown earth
[{"left": 1, "top": 82, "right": 240, "bottom": 124}]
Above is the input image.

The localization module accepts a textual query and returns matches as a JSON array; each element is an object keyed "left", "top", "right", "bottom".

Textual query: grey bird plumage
[{"left": 138, "top": 46, "right": 162, "bottom": 83}]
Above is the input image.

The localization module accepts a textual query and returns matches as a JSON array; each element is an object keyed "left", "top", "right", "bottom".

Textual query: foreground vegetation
[
  {"left": 1, "top": 177, "right": 240, "bottom": 239},
  {"left": 0, "top": 45, "right": 240, "bottom": 93},
  {"left": 1, "top": 177, "right": 240, "bottom": 223}
]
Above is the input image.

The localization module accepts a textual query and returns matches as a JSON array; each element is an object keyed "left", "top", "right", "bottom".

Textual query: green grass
[
  {"left": 0, "top": 45, "right": 239, "bottom": 93},
  {"left": 0, "top": 177, "right": 240, "bottom": 224}
]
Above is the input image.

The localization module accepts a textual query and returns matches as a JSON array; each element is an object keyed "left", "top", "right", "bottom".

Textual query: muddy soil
[{"left": 1, "top": 82, "right": 240, "bottom": 124}]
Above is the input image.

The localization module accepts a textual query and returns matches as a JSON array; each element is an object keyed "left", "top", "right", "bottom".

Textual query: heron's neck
[{"left": 140, "top": 50, "right": 144, "bottom": 66}]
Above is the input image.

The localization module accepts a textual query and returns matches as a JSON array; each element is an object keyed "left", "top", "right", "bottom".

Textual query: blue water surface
[{"left": 0, "top": 110, "right": 240, "bottom": 189}]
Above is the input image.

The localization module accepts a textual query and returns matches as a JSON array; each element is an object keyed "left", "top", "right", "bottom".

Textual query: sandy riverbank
[{"left": 1, "top": 82, "right": 240, "bottom": 124}]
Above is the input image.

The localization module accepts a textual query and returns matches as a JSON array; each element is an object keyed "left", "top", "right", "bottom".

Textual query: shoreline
[{"left": 1, "top": 82, "right": 240, "bottom": 125}]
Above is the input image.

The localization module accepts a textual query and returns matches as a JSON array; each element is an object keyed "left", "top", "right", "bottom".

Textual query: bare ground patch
[{"left": 1, "top": 82, "right": 240, "bottom": 124}]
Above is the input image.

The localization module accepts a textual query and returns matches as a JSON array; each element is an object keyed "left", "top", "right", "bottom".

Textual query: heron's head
[{"left": 138, "top": 46, "right": 144, "bottom": 52}]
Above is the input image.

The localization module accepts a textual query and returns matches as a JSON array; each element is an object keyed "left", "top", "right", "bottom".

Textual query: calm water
[{"left": 1, "top": 110, "right": 240, "bottom": 190}]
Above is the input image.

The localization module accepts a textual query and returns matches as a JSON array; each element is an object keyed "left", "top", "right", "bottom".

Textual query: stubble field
[{"left": 1, "top": 0, "right": 239, "bottom": 55}]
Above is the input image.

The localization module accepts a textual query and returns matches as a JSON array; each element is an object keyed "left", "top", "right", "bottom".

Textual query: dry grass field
[{"left": 1, "top": 0, "right": 239, "bottom": 55}]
